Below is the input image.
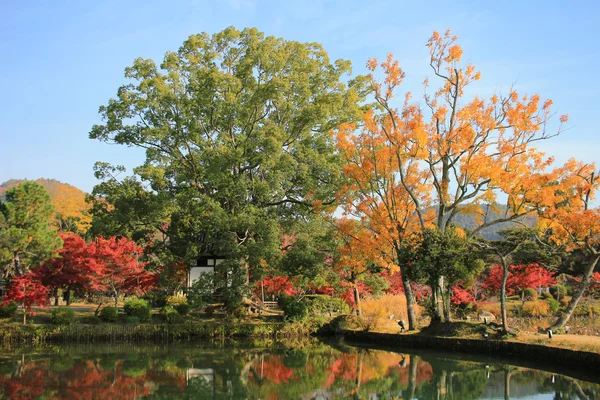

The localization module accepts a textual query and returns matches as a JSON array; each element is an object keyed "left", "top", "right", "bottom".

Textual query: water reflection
[{"left": 0, "top": 341, "right": 597, "bottom": 399}]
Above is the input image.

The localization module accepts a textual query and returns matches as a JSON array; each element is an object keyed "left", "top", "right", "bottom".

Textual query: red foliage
[
  {"left": 4, "top": 273, "right": 48, "bottom": 311},
  {"left": 87, "top": 236, "right": 156, "bottom": 301},
  {"left": 255, "top": 276, "right": 299, "bottom": 298},
  {"left": 450, "top": 285, "right": 475, "bottom": 305},
  {"left": 34, "top": 233, "right": 101, "bottom": 298},
  {"left": 482, "top": 263, "right": 556, "bottom": 296},
  {"left": 382, "top": 271, "right": 405, "bottom": 295},
  {"left": 309, "top": 284, "right": 335, "bottom": 295},
  {"left": 340, "top": 281, "right": 370, "bottom": 306}
]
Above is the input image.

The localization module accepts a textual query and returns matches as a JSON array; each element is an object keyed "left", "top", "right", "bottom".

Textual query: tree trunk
[
  {"left": 500, "top": 259, "right": 510, "bottom": 333},
  {"left": 22, "top": 303, "right": 26, "bottom": 325},
  {"left": 407, "top": 355, "right": 418, "bottom": 400},
  {"left": 504, "top": 370, "right": 512, "bottom": 400},
  {"left": 444, "top": 285, "right": 452, "bottom": 323},
  {"left": 65, "top": 290, "right": 72, "bottom": 306},
  {"left": 54, "top": 289, "right": 59, "bottom": 306},
  {"left": 13, "top": 253, "right": 21, "bottom": 276},
  {"left": 430, "top": 277, "right": 444, "bottom": 324},
  {"left": 550, "top": 255, "right": 600, "bottom": 330},
  {"left": 400, "top": 266, "right": 417, "bottom": 330},
  {"left": 353, "top": 286, "right": 362, "bottom": 316},
  {"left": 94, "top": 302, "right": 103, "bottom": 317}
]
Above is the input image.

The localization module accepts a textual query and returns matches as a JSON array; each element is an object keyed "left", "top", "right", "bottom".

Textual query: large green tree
[
  {"left": 0, "top": 181, "right": 62, "bottom": 277},
  {"left": 89, "top": 27, "right": 365, "bottom": 308}
]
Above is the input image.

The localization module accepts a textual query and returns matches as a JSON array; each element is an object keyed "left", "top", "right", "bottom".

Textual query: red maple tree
[
  {"left": 4, "top": 273, "right": 48, "bottom": 324},
  {"left": 482, "top": 263, "right": 556, "bottom": 296},
  {"left": 34, "top": 232, "right": 99, "bottom": 305},
  {"left": 87, "top": 236, "right": 156, "bottom": 307}
]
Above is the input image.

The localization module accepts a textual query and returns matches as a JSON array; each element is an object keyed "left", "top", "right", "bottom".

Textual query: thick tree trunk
[
  {"left": 500, "top": 259, "right": 511, "bottom": 333},
  {"left": 400, "top": 266, "right": 417, "bottom": 330},
  {"left": 550, "top": 255, "right": 600, "bottom": 330},
  {"left": 65, "top": 290, "right": 72, "bottom": 306},
  {"left": 54, "top": 289, "right": 59, "bottom": 306}
]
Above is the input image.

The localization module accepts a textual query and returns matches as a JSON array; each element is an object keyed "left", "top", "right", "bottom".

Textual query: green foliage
[
  {"left": 99, "top": 306, "right": 118, "bottom": 322},
  {"left": 306, "top": 295, "right": 349, "bottom": 315},
  {"left": 166, "top": 293, "right": 190, "bottom": 315},
  {"left": 550, "top": 285, "right": 568, "bottom": 300},
  {"left": 187, "top": 273, "right": 214, "bottom": 310},
  {"left": 540, "top": 291, "right": 553, "bottom": 300},
  {"left": 0, "top": 182, "right": 62, "bottom": 275},
  {"left": 51, "top": 306, "right": 75, "bottom": 325},
  {"left": 124, "top": 298, "right": 151, "bottom": 322},
  {"left": 89, "top": 26, "right": 367, "bottom": 307},
  {"left": 281, "top": 296, "right": 309, "bottom": 321},
  {"left": 0, "top": 301, "right": 17, "bottom": 318},
  {"left": 161, "top": 306, "right": 184, "bottom": 324},
  {"left": 126, "top": 316, "right": 141, "bottom": 324},
  {"left": 521, "top": 288, "right": 537, "bottom": 301},
  {"left": 545, "top": 297, "right": 561, "bottom": 314}
]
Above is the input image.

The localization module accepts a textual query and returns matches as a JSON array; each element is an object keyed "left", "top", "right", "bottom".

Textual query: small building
[{"left": 187, "top": 253, "right": 227, "bottom": 288}]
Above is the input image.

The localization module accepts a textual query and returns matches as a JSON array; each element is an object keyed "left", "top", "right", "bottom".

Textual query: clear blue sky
[{"left": 1, "top": 0, "right": 598, "bottom": 193}]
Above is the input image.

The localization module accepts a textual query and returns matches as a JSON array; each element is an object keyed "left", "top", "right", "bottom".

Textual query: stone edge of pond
[
  {"left": 0, "top": 321, "right": 325, "bottom": 344},
  {"left": 343, "top": 330, "right": 600, "bottom": 377}
]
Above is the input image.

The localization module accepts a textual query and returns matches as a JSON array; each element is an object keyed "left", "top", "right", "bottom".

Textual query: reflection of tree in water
[{"left": 0, "top": 345, "right": 599, "bottom": 399}]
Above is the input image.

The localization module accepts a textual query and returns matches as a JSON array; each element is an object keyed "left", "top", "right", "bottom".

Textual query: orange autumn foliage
[{"left": 336, "top": 30, "right": 567, "bottom": 323}]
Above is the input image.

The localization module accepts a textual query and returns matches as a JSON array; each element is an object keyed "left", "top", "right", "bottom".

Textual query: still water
[{"left": 0, "top": 340, "right": 597, "bottom": 399}]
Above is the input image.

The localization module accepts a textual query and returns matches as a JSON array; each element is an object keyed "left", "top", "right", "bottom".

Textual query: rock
[{"left": 478, "top": 311, "right": 496, "bottom": 323}]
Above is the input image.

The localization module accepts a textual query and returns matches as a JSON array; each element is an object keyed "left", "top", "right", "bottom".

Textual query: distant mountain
[
  {"left": 448, "top": 206, "right": 536, "bottom": 240},
  {"left": 0, "top": 178, "right": 91, "bottom": 233}
]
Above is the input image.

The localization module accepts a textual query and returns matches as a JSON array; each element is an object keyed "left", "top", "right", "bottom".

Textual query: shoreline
[{"left": 342, "top": 330, "right": 600, "bottom": 384}]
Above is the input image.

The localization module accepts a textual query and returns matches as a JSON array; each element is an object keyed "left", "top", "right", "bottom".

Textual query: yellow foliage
[
  {"left": 359, "top": 294, "right": 421, "bottom": 331},
  {"left": 523, "top": 301, "right": 550, "bottom": 317}
]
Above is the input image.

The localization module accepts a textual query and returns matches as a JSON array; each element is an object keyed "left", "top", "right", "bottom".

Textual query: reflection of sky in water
[{"left": 0, "top": 342, "right": 597, "bottom": 399}]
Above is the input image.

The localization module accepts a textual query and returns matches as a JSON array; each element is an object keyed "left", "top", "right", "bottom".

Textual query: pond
[{"left": 0, "top": 340, "right": 597, "bottom": 399}]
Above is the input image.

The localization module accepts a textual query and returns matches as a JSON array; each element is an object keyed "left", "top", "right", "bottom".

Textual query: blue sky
[{"left": 1, "top": 0, "right": 598, "bottom": 192}]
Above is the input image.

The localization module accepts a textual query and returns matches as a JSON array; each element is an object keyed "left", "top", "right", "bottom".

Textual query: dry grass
[{"left": 358, "top": 294, "right": 422, "bottom": 331}]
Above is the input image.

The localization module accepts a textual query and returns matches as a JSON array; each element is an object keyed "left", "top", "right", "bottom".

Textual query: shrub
[
  {"left": 126, "top": 316, "right": 141, "bottom": 324},
  {"left": 359, "top": 298, "right": 387, "bottom": 331},
  {"left": 0, "top": 301, "right": 18, "bottom": 318},
  {"left": 540, "top": 291, "right": 553, "bottom": 300},
  {"left": 51, "top": 306, "right": 75, "bottom": 325},
  {"left": 99, "top": 306, "right": 118, "bottom": 322},
  {"left": 521, "top": 288, "right": 537, "bottom": 302},
  {"left": 545, "top": 297, "right": 561, "bottom": 314},
  {"left": 167, "top": 293, "right": 190, "bottom": 315},
  {"left": 161, "top": 306, "right": 184, "bottom": 324},
  {"left": 550, "top": 285, "right": 568, "bottom": 300},
  {"left": 522, "top": 300, "right": 550, "bottom": 317},
  {"left": 124, "top": 298, "right": 151, "bottom": 322},
  {"left": 282, "top": 297, "right": 308, "bottom": 321},
  {"left": 307, "top": 295, "right": 350, "bottom": 316},
  {"left": 574, "top": 303, "right": 600, "bottom": 317}
]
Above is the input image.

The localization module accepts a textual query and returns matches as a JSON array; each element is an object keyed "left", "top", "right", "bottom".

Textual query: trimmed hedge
[
  {"left": 51, "top": 307, "right": 75, "bottom": 325},
  {"left": 100, "top": 307, "right": 118, "bottom": 322},
  {"left": 124, "top": 298, "right": 151, "bottom": 322}
]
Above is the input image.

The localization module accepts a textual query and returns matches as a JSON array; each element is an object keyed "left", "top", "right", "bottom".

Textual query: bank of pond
[{"left": 0, "top": 339, "right": 598, "bottom": 399}]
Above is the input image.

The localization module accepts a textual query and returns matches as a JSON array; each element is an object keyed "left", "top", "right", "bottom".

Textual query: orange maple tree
[
  {"left": 337, "top": 29, "right": 566, "bottom": 324},
  {"left": 535, "top": 160, "right": 600, "bottom": 329}
]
